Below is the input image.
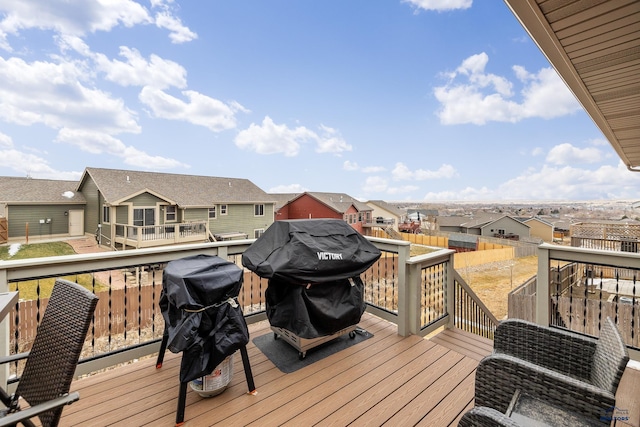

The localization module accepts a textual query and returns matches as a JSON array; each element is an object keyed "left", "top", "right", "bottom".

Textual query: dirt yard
[{"left": 457, "top": 255, "right": 539, "bottom": 320}]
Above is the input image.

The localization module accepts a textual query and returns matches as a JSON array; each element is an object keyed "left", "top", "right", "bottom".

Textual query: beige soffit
[{"left": 503, "top": 0, "right": 640, "bottom": 170}]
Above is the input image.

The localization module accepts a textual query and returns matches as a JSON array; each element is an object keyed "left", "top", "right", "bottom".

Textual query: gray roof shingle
[
  {"left": 80, "top": 167, "right": 274, "bottom": 206},
  {"left": 0, "top": 177, "right": 86, "bottom": 204}
]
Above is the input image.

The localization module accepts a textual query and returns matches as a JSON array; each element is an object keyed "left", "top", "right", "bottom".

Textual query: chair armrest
[
  {"left": 0, "top": 392, "right": 79, "bottom": 427},
  {"left": 494, "top": 319, "right": 597, "bottom": 380},
  {"left": 475, "top": 353, "right": 614, "bottom": 422},
  {"left": 459, "top": 406, "right": 521, "bottom": 427}
]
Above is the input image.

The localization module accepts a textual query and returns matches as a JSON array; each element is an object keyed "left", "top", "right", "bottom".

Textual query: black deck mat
[{"left": 252, "top": 328, "right": 373, "bottom": 373}]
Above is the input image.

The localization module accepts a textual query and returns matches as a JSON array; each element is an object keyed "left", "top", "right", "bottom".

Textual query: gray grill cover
[
  {"left": 160, "top": 254, "right": 249, "bottom": 383},
  {"left": 241, "top": 219, "right": 381, "bottom": 284},
  {"left": 242, "top": 219, "right": 381, "bottom": 338}
]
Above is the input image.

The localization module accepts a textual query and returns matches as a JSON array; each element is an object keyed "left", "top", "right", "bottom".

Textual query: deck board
[{"left": 61, "top": 313, "right": 493, "bottom": 427}]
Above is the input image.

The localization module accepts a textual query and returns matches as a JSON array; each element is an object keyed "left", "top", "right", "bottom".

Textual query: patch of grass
[
  {"left": 460, "top": 255, "right": 539, "bottom": 320},
  {"left": 0, "top": 241, "right": 76, "bottom": 260},
  {"left": 2, "top": 241, "right": 108, "bottom": 299}
]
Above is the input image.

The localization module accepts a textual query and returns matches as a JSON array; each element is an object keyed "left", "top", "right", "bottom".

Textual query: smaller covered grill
[
  {"left": 242, "top": 219, "right": 381, "bottom": 358},
  {"left": 157, "top": 254, "right": 256, "bottom": 426}
]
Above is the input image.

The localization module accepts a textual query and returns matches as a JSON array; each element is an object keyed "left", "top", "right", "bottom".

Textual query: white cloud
[
  {"left": 0, "top": 146, "right": 79, "bottom": 179},
  {"left": 139, "top": 87, "right": 245, "bottom": 132},
  {"left": 0, "top": 0, "right": 195, "bottom": 50},
  {"left": 0, "top": 131, "right": 12, "bottom": 148},
  {"left": 343, "top": 160, "right": 359, "bottom": 171},
  {"left": 422, "top": 161, "right": 640, "bottom": 201},
  {"left": 235, "top": 116, "right": 313, "bottom": 156},
  {"left": 67, "top": 41, "right": 188, "bottom": 90},
  {"left": 363, "top": 176, "right": 389, "bottom": 193},
  {"left": 403, "top": 0, "right": 472, "bottom": 12},
  {"left": 269, "top": 184, "right": 308, "bottom": 193},
  {"left": 154, "top": 11, "right": 197, "bottom": 44},
  {"left": 0, "top": 56, "right": 140, "bottom": 133},
  {"left": 546, "top": 143, "right": 603, "bottom": 165},
  {"left": 55, "top": 128, "right": 187, "bottom": 169},
  {"left": 235, "top": 116, "right": 350, "bottom": 156},
  {"left": 531, "top": 147, "right": 544, "bottom": 156},
  {"left": 0, "top": 0, "right": 151, "bottom": 44},
  {"left": 434, "top": 52, "right": 581, "bottom": 125},
  {"left": 316, "top": 125, "right": 352, "bottom": 154},
  {"left": 392, "top": 162, "right": 458, "bottom": 181}
]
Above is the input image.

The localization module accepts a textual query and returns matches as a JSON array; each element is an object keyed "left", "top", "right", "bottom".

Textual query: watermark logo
[{"left": 600, "top": 406, "right": 629, "bottom": 422}]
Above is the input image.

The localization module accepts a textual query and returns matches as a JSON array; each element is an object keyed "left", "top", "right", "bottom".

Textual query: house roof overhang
[{"left": 503, "top": 0, "right": 640, "bottom": 170}]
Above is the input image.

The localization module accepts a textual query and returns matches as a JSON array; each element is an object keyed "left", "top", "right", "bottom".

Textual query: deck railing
[
  {"left": 0, "top": 236, "right": 495, "bottom": 388},
  {"left": 536, "top": 243, "right": 640, "bottom": 358},
  {"left": 112, "top": 221, "right": 209, "bottom": 249}
]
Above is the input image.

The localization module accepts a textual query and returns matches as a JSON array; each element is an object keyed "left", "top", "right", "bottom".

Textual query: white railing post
[{"left": 536, "top": 244, "right": 550, "bottom": 326}]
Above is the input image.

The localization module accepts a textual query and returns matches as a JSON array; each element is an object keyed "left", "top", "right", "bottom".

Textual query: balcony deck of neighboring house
[{"left": 0, "top": 237, "right": 638, "bottom": 426}]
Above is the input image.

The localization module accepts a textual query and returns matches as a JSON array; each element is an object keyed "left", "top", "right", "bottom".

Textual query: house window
[
  {"left": 208, "top": 207, "right": 216, "bottom": 219},
  {"left": 133, "top": 208, "right": 155, "bottom": 227},
  {"left": 254, "top": 204, "right": 264, "bottom": 217},
  {"left": 102, "top": 205, "right": 110, "bottom": 223},
  {"left": 165, "top": 206, "right": 176, "bottom": 222},
  {"left": 220, "top": 205, "right": 228, "bottom": 215},
  {"left": 254, "top": 228, "right": 265, "bottom": 238}
]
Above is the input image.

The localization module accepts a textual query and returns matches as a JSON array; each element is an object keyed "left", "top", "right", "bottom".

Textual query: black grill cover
[
  {"left": 266, "top": 277, "right": 366, "bottom": 339},
  {"left": 160, "top": 254, "right": 249, "bottom": 383},
  {"left": 241, "top": 219, "right": 381, "bottom": 284}
]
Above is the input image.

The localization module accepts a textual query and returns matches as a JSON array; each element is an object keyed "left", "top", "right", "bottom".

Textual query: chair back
[
  {"left": 591, "top": 317, "right": 629, "bottom": 393},
  {"left": 15, "top": 279, "right": 98, "bottom": 427}
]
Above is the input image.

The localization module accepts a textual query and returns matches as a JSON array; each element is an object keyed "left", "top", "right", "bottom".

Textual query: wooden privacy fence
[
  {"left": 507, "top": 276, "right": 537, "bottom": 321},
  {"left": 454, "top": 247, "right": 515, "bottom": 269},
  {"left": 0, "top": 218, "right": 7, "bottom": 244}
]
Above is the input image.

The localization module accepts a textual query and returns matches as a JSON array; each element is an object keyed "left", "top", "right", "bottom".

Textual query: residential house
[
  {"left": 365, "top": 200, "right": 404, "bottom": 231},
  {"left": 0, "top": 168, "right": 275, "bottom": 248},
  {"left": 522, "top": 216, "right": 554, "bottom": 243},
  {"left": 274, "top": 191, "right": 373, "bottom": 234},
  {"left": 0, "top": 177, "right": 86, "bottom": 243},
  {"left": 79, "top": 167, "right": 275, "bottom": 249},
  {"left": 436, "top": 213, "right": 530, "bottom": 240}
]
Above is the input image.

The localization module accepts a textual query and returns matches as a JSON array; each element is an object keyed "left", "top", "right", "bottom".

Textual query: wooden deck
[{"left": 61, "top": 313, "right": 493, "bottom": 426}]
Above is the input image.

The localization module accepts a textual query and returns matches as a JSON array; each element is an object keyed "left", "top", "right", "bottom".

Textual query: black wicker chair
[
  {"left": 0, "top": 279, "right": 98, "bottom": 427},
  {"left": 460, "top": 317, "right": 629, "bottom": 426}
]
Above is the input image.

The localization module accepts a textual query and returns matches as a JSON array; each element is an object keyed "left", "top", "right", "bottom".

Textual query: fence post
[{"left": 536, "top": 245, "right": 550, "bottom": 326}]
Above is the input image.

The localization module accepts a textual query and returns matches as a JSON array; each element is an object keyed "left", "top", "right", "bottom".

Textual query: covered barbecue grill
[
  {"left": 242, "top": 219, "right": 381, "bottom": 358},
  {"left": 158, "top": 254, "right": 256, "bottom": 425}
]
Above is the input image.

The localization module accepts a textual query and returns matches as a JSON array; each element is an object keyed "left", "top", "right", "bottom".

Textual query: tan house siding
[{"left": 525, "top": 218, "right": 553, "bottom": 242}]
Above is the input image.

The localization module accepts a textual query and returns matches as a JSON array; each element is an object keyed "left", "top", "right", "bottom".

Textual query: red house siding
[
  {"left": 285, "top": 194, "right": 342, "bottom": 220},
  {"left": 276, "top": 194, "right": 365, "bottom": 233}
]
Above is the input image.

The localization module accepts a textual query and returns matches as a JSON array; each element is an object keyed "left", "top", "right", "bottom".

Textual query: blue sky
[{"left": 1, "top": 0, "right": 639, "bottom": 202}]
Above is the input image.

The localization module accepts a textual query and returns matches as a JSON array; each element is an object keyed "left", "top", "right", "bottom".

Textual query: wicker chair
[
  {"left": 460, "top": 317, "right": 629, "bottom": 426},
  {"left": 0, "top": 279, "right": 98, "bottom": 427}
]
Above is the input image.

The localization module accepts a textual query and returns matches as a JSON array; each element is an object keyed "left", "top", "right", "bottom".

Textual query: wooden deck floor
[{"left": 61, "top": 313, "right": 493, "bottom": 427}]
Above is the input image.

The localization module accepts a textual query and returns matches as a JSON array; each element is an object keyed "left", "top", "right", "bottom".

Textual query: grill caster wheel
[
  {"left": 274, "top": 333, "right": 279, "bottom": 340},
  {"left": 349, "top": 331, "right": 356, "bottom": 339},
  {"left": 298, "top": 351, "right": 306, "bottom": 360}
]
